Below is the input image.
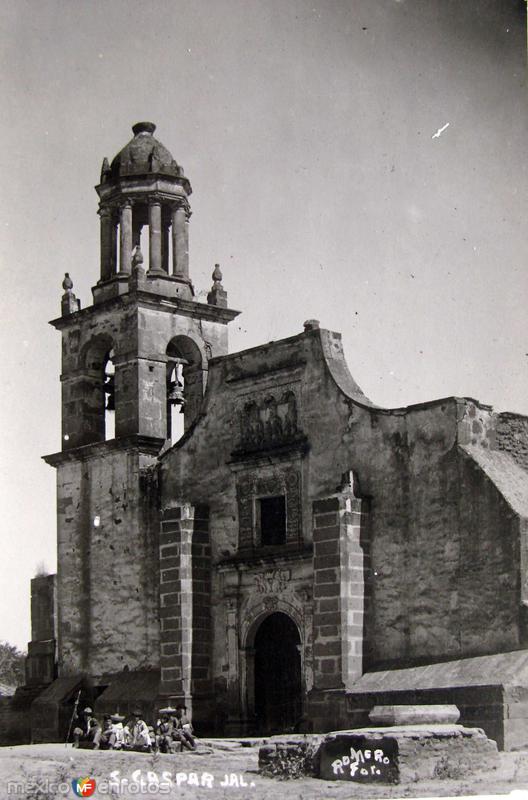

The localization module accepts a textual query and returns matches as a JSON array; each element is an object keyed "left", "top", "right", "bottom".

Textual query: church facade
[{"left": 21, "top": 123, "right": 528, "bottom": 749}]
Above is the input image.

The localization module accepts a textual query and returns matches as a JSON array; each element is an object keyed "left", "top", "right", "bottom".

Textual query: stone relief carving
[
  {"left": 263, "top": 596, "right": 279, "bottom": 612},
  {"left": 285, "top": 469, "right": 301, "bottom": 541},
  {"left": 235, "top": 384, "right": 302, "bottom": 452},
  {"left": 254, "top": 568, "right": 291, "bottom": 594}
]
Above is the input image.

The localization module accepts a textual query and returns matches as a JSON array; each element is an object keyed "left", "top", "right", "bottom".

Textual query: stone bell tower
[{"left": 43, "top": 122, "right": 239, "bottom": 681}]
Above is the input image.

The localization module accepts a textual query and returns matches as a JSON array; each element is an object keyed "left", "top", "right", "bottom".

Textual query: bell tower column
[
  {"left": 119, "top": 201, "right": 133, "bottom": 274},
  {"left": 172, "top": 204, "right": 189, "bottom": 278},
  {"left": 99, "top": 207, "right": 115, "bottom": 281},
  {"left": 149, "top": 200, "right": 162, "bottom": 273}
]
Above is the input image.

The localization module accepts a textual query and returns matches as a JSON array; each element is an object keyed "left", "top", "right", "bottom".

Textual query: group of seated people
[{"left": 72, "top": 704, "right": 197, "bottom": 752}]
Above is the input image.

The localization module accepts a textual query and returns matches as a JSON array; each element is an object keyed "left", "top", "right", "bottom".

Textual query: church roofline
[{"left": 210, "top": 326, "right": 498, "bottom": 417}]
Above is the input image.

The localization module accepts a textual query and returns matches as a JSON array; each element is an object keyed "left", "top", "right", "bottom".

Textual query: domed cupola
[
  {"left": 95, "top": 122, "right": 193, "bottom": 303},
  {"left": 103, "top": 122, "right": 191, "bottom": 190}
]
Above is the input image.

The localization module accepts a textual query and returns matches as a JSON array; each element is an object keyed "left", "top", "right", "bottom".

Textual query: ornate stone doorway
[{"left": 254, "top": 612, "right": 302, "bottom": 734}]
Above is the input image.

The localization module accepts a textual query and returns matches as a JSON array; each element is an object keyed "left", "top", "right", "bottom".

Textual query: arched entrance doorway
[{"left": 254, "top": 612, "right": 302, "bottom": 734}]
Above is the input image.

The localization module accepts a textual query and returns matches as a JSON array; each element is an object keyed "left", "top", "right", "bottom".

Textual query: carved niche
[
  {"left": 236, "top": 467, "right": 302, "bottom": 552},
  {"left": 235, "top": 384, "right": 304, "bottom": 454}
]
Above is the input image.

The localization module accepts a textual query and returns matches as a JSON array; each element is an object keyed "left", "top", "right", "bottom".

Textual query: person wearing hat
[
  {"left": 99, "top": 713, "right": 126, "bottom": 750},
  {"left": 155, "top": 707, "right": 176, "bottom": 753},
  {"left": 72, "top": 706, "right": 102, "bottom": 749},
  {"left": 124, "top": 709, "right": 152, "bottom": 751},
  {"left": 171, "top": 704, "right": 196, "bottom": 752},
  {"left": 110, "top": 713, "right": 126, "bottom": 749}
]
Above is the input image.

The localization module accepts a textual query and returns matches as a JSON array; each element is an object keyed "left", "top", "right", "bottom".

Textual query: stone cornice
[
  {"left": 137, "top": 292, "right": 240, "bottom": 323},
  {"left": 224, "top": 360, "right": 306, "bottom": 386},
  {"left": 216, "top": 544, "right": 313, "bottom": 571},
  {"left": 42, "top": 434, "right": 165, "bottom": 467},
  {"left": 228, "top": 437, "right": 309, "bottom": 468},
  {"left": 96, "top": 174, "right": 192, "bottom": 201},
  {"left": 49, "top": 290, "right": 240, "bottom": 329}
]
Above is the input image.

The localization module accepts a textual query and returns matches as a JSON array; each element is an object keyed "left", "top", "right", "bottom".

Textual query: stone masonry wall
[
  {"left": 160, "top": 326, "right": 528, "bottom": 725},
  {"left": 311, "top": 493, "right": 370, "bottom": 691},
  {"left": 308, "top": 491, "right": 370, "bottom": 731},
  {"left": 496, "top": 413, "right": 528, "bottom": 472},
  {"left": 59, "top": 298, "right": 229, "bottom": 450},
  {"left": 56, "top": 448, "right": 160, "bottom": 677},
  {"left": 158, "top": 504, "right": 212, "bottom": 729},
  {"left": 456, "top": 449, "right": 522, "bottom": 655}
]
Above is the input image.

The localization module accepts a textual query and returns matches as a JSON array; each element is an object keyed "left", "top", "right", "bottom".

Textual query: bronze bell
[
  {"left": 168, "top": 380, "right": 185, "bottom": 407},
  {"left": 105, "top": 375, "right": 115, "bottom": 411}
]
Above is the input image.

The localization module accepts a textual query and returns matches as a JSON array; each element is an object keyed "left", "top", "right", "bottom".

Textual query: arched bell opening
[
  {"left": 103, "top": 349, "right": 115, "bottom": 441},
  {"left": 166, "top": 360, "right": 186, "bottom": 444},
  {"left": 166, "top": 335, "right": 206, "bottom": 444},
  {"left": 79, "top": 334, "right": 115, "bottom": 444}
]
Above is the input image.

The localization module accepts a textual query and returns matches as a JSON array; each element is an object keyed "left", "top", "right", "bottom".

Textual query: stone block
[
  {"left": 313, "top": 610, "right": 340, "bottom": 626},
  {"left": 318, "top": 598, "right": 340, "bottom": 613},
  {"left": 313, "top": 526, "right": 341, "bottom": 542},
  {"left": 313, "top": 498, "right": 340, "bottom": 514},
  {"left": 318, "top": 725, "right": 499, "bottom": 783},
  {"left": 369, "top": 704, "right": 461, "bottom": 726},
  {"left": 314, "top": 554, "right": 340, "bottom": 569},
  {"left": 314, "top": 641, "right": 341, "bottom": 657},
  {"left": 314, "top": 513, "right": 339, "bottom": 528},
  {"left": 314, "top": 540, "right": 339, "bottom": 556},
  {"left": 314, "top": 583, "right": 340, "bottom": 598}
]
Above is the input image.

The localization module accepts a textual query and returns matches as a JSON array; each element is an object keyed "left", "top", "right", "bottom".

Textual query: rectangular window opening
[{"left": 259, "top": 495, "right": 286, "bottom": 546}]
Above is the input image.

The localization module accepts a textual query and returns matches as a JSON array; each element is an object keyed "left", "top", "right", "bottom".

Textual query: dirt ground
[{"left": 1, "top": 741, "right": 528, "bottom": 800}]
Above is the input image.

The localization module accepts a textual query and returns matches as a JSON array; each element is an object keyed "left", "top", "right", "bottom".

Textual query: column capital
[
  {"left": 171, "top": 199, "right": 191, "bottom": 217},
  {"left": 98, "top": 205, "right": 113, "bottom": 219}
]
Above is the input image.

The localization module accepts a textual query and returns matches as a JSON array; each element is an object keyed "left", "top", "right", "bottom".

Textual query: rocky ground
[{"left": 0, "top": 741, "right": 527, "bottom": 800}]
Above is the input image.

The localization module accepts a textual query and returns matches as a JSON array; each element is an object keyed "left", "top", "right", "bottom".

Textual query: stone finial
[
  {"left": 212, "top": 263, "right": 223, "bottom": 283},
  {"left": 207, "top": 263, "right": 228, "bottom": 308},
  {"left": 132, "top": 245, "right": 144, "bottom": 270},
  {"left": 61, "top": 272, "right": 80, "bottom": 316},
  {"left": 132, "top": 121, "right": 156, "bottom": 136},
  {"left": 100, "top": 157, "right": 111, "bottom": 184},
  {"left": 303, "top": 319, "right": 320, "bottom": 332},
  {"left": 337, "top": 469, "right": 361, "bottom": 498}
]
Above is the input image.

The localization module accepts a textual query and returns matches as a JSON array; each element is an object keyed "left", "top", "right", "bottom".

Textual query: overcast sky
[{"left": 0, "top": 0, "right": 526, "bottom": 651}]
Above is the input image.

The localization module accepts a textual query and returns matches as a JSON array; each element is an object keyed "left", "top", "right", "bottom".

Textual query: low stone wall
[
  {"left": 319, "top": 726, "right": 499, "bottom": 783},
  {"left": 258, "top": 735, "right": 324, "bottom": 779},
  {"left": 258, "top": 725, "right": 499, "bottom": 784}
]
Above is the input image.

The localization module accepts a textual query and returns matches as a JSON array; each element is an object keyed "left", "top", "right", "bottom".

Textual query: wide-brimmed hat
[
  {"left": 83, "top": 707, "right": 93, "bottom": 714},
  {"left": 111, "top": 713, "right": 125, "bottom": 722},
  {"left": 131, "top": 709, "right": 142, "bottom": 716},
  {"left": 159, "top": 706, "right": 176, "bottom": 714}
]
